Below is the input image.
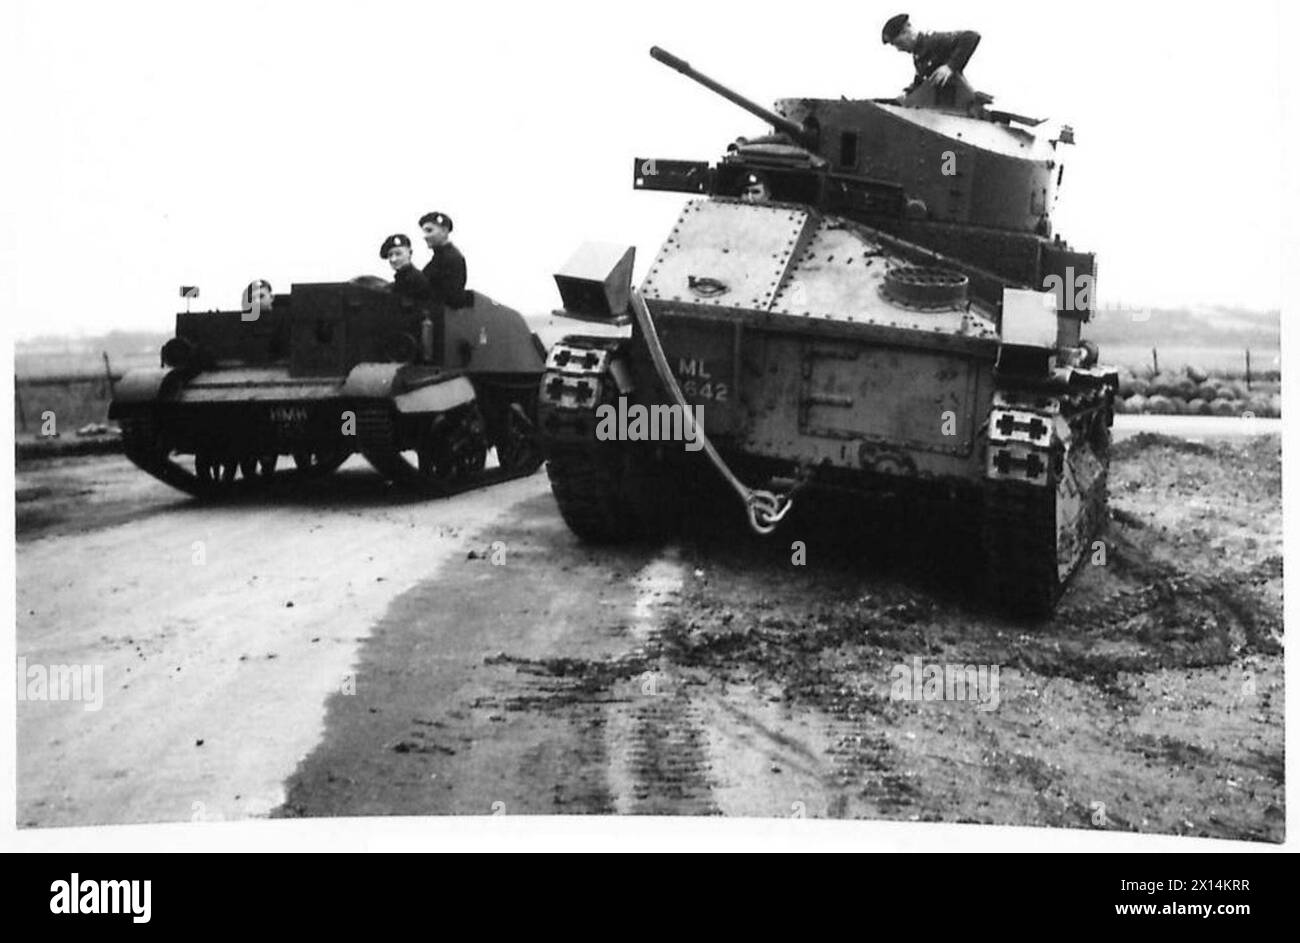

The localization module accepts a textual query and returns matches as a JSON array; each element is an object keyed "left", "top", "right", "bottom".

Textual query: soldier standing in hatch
[
  {"left": 881, "top": 13, "right": 980, "bottom": 94},
  {"left": 418, "top": 211, "right": 470, "bottom": 309}
]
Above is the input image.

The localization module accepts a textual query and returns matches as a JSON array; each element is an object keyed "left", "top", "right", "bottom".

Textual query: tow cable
[{"left": 629, "top": 291, "right": 798, "bottom": 535}]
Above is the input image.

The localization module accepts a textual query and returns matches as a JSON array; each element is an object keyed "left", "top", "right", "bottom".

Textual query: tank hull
[{"left": 539, "top": 200, "right": 1116, "bottom": 616}]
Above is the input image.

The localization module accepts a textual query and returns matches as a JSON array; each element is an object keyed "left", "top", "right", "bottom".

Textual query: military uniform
[
  {"left": 422, "top": 241, "right": 469, "bottom": 310},
  {"left": 392, "top": 263, "right": 434, "bottom": 301},
  {"left": 906, "top": 31, "right": 980, "bottom": 91},
  {"left": 380, "top": 234, "right": 435, "bottom": 301}
]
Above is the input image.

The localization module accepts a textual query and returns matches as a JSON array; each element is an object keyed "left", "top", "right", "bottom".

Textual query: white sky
[{"left": 0, "top": 0, "right": 1287, "bottom": 337}]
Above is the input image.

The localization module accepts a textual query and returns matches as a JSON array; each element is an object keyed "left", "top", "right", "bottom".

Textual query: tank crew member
[
  {"left": 242, "top": 279, "right": 275, "bottom": 315},
  {"left": 380, "top": 233, "right": 434, "bottom": 300},
  {"left": 242, "top": 279, "right": 287, "bottom": 353},
  {"left": 881, "top": 14, "right": 980, "bottom": 93},
  {"left": 418, "top": 211, "right": 470, "bottom": 309},
  {"left": 740, "top": 172, "right": 771, "bottom": 203}
]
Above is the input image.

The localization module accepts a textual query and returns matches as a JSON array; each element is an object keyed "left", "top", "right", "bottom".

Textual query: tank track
[
  {"left": 355, "top": 398, "right": 542, "bottom": 497},
  {"left": 120, "top": 415, "right": 207, "bottom": 497},
  {"left": 538, "top": 337, "right": 682, "bottom": 542},
  {"left": 981, "top": 388, "right": 1112, "bottom": 617},
  {"left": 119, "top": 414, "right": 350, "bottom": 499}
]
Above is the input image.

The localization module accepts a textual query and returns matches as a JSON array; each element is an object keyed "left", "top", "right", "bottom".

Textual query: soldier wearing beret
[
  {"left": 740, "top": 172, "right": 771, "bottom": 203},
  {"left": 881, "top": 13, "right": 980, "bottom": 94},
  {"left": 418, "top": 211, "right": 470, "bottom": 309},
  {"left": 380, "top": 233, "right": 435, "bottom": 300}
]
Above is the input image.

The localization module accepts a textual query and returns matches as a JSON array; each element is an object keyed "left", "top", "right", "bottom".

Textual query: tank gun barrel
[{"left": 649, "top": 46, "right": 811, "bottom": 145}]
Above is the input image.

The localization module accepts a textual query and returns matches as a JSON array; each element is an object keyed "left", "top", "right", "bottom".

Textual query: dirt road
[{"left": 15, "top": 430, "right": 1284, "bottom": 840}]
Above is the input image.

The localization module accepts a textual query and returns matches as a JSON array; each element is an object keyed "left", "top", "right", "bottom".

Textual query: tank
[
  {"left": 537, "top": 46, "right": 1118, "bottom": 617},
  {"left": 109, "top": 280, "right": 547, "bottom": 496}
]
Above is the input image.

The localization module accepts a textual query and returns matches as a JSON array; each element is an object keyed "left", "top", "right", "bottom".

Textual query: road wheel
[
  {"left": 291, "top": 447, "right": 348, "bottom": 478},
  {"left": 240, "top": 453, "right": 279, "bottom": 483}
]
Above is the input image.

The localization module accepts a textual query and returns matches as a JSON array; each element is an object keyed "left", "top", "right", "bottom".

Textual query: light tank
[
  {"left": 537, "top": 46, "right": 1117, "bottom": 616},
  {"left": 109, "top": 280, "right": 546, "bottom": 496}
]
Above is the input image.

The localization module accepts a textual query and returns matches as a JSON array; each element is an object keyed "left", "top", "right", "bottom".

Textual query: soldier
[
  {"left": 740, "top": 172, "right": 771, "bottom": 203},
  {"left": 242, "top": 279, "right": 275, "bottom": 313},
  {"left": 881, "top": 13, "right": 980, "bottom": 94},
  {"left": 418, "top": 211, "right": 470, "bottom": 309},
  {"left": 380, "top": 233, "right": 434, "bottom": 300}
]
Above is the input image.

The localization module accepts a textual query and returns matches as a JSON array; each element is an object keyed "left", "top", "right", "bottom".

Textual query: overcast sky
[{"left": 0, "top": 0, "right": 1287, "bottom": 337}]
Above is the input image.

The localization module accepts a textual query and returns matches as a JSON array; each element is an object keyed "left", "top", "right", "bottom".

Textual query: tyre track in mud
[{"left": 277, "top": 500, "right": 726, "bottom": 816}]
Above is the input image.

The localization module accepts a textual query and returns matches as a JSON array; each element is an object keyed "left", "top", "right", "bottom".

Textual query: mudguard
[
  {"left": 340, "top": 362, "right": 477, "bottom": 414},
  {"left": 339, "top": 362, "right": 407, "bottom": 399},
  {"left": 107, "top": 368, "right": 184, "bottom": 418},
  {"left": 392, "top": 376, "right": 477, "bottom": 414}
]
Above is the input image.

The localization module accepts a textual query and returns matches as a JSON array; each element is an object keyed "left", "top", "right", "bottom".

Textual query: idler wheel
[
  {"left": 495, "top": 402, "right": 544, "bottom": 475},
  {"left": 416, "top": 409, "right": 488, "bottom": 482}
]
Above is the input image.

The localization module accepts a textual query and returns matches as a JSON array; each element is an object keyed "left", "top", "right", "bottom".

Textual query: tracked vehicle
[
  {"left": 110, "top": 281, "right": 546, "bottom": 497},
  {"left": 538, "top": 47, "right": 1117, "bottom": 616}
]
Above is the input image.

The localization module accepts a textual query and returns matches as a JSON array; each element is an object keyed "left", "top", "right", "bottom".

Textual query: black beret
[
  {"left": 379, "top": 233, "right": 411, "bottom": 258},
  {"left": 882, "top": 13, "right": 909, "bottom": 44},
  {"left": 418, "top": 211, "right": 453, "bottom": 232}
]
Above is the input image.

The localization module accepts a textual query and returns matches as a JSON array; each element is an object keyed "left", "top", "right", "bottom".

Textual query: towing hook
[{"left": 746, "top": 491, "right": 794, "bottom": 535}]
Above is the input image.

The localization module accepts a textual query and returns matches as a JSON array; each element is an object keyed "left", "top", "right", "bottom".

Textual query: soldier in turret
[{"left": 881, "top": 13, "right": 980, "bottom": 94}]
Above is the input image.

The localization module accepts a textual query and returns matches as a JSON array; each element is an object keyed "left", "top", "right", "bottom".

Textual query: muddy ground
[{"left": 14, "top": 432, "right": 1283, "bottom": 841}]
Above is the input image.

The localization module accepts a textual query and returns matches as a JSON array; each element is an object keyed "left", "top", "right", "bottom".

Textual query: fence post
[
  {"left": 1151, "top": 347, "right": 1159, "bottom": 377},
  {"left": 1245, "top": 348, "right": 1252, "bottom": 391},
  {"left": 102, "top": 351, "right": 116, "bottom": 397}
]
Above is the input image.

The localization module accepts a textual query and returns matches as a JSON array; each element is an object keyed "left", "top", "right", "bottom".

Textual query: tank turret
[{"left": 638, "top": 46, "right": 1092, "bottom": 339}]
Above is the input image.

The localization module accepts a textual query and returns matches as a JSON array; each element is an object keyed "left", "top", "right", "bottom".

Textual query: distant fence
[
  {"left": 14, "top": 354, "right": 122, "bottom": 435},
  {"left": 1143, "top": 347, "right": 1277, "bottom": 386}
]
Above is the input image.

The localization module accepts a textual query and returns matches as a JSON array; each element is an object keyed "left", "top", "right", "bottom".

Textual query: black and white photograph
[{"left": 3, "top": 0, "right": 1292, "bottom": 860}]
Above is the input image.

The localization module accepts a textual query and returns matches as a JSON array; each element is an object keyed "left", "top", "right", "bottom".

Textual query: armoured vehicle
[
  {"left": 538, "top": 47, "right": 1117, "bottom": 616},
  {"left": 109, "top": 280, "right": 546, "bottom": 496}
]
